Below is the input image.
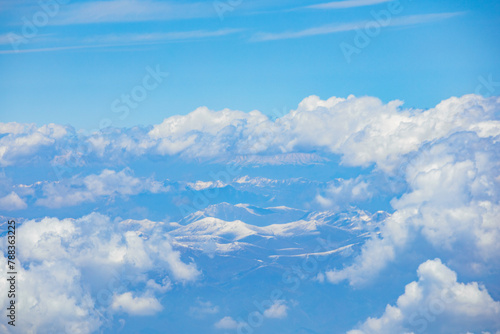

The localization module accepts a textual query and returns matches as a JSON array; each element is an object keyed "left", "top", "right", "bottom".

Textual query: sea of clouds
[{"left": 1, "top": 94, "right": 499, "bottom": 333}]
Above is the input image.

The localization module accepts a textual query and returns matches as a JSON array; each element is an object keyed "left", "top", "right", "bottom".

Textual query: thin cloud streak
[
  {"left": 0, "top": 43, "right": 128, "bottom": 54},
  {"left": 52, "top": 0, "right": 217, "bottom": 25},
  {"left": 251, "top": 12, "right": 464, "bottom": 42},
  {"left": 82, "top": 29, "right": 243, "bottom": 44},
  {"left": 307, "top": 0, "right": 393, "bottom": 10},
  {"left": 0, "top": 29, "right": 242, "bottom": 54}
]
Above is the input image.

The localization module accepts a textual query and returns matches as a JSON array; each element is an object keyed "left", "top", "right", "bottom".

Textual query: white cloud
[
  {"left": 189, "top": 300, "right": 220, "bottom": 319},
  {"left": 307, "top": 0, "right": 392, "bottom": 10},
  {"left": 36, "top": 168, "right": 167, "bottom": 208},
  {"left": 0, "top": 258, "right": 101, "bottom": 333},
  {"left": 326, "top": 236, "right": 395, "bottom": 286},
  {"left": 215, "top": 316, "right": 240, "bottom": 329},
  {"left": 0, "top": 123, "right": 68, "bottom": 166},
  {"left": 0, "top": 29, "right": 244, "bottom": 55},
  {"left": 0, "top": 191, "right": 27, "bottom": 210},
  {"left": 250, "top": 21, "right": 365, "bottom": 42},
  {"left": 325, "top": 130, "right": 500, "bottom": 285},
  {"left": 347, "top": 259, "right": 500, "bottom": 334},
  {"left": 263, "top": 300, "right": 288, "bottom": 319},
  {"left": 314, "top": 96, "right": 500, "bottom": 285},
  {"left": 0, "top": 213, "right": 200, "bottom": 332},
  {"left": 149, "top": 106, "right": 270, "bottom": 157},
  {"left": 1, "top": 92, "right": 498, "bottom": 333},
  {"left": 15, "top": 213, "right": 201, "bottom": 280},
  {"left": 316, "top": 176, "right": 372, "bottom": 209},
  {"left": 83, "top": 168, "right": 152, "bottom": 196},
  {"left": 282, "top": 94, "right": 499, "bottom": 171},
  {"left": 251, "top": 12, "right": 462, "bottom": 41},
  {"left": 0, "top": 122, "right": 32, "bottom": 135},
  {"left": 155, "top": 238, "right": 201, "bottom": 282},
  {"left": 145, "top": 94, "right": 498, "bottom": 170},
  {"left": 54, "top": 0, "right": 216, "bottom": 25},
  {"left": 84, "top": 29, "right": 242, "bottom": 44},
  {"left": 111, "top": 292, "right": 163, "bottom": 316},
  {"left": 2, "top": 95, "right": 499, "bottom": 171},
  {"left": 146, "top": 277, "right": 172, "bottom": 293}
]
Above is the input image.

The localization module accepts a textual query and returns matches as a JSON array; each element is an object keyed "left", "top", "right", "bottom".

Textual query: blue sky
[
  {"left": 1, "top": 2, "right": 500, "bottom": 333},
  {"left": 1, "top": 0, "right": 500, "bottom": 130}
]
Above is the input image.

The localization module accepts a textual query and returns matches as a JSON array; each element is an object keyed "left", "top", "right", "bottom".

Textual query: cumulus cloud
[
  {"left": 152, "top": 236, "right": 201, "bottom": 282},
  {"left": 215, "top": 316, "right": 240, "bottom": 329},
  {"left": 278, "top": 94, "right": 500, "bottom": 171},
  {"left": 0, "top": 213, "right": 200, "bottom": 333},
  {"left": 149, "top": 106, "right": 271, "bottom": 157},
  {"left": 316, "top": 176, "right": 372, "bottom": 209},
  {"left": 348, "top": 259, "right": 500, "bottom": 334},
  {"left": 263, "top": 300, "right": 288, "bottom": 319},
  {"left": 149, "top": 106, "right": 268, "bottom": 139},
  {"left": 53, "top": 0, "right": 217, "bottom": 25},
  {"left": 146, "top": 277, "right": 172, "bottom": 293},
  {"left": 3, "top": 94, "right": 498, "bottom": 169},
  {"left": 0, "top": 257, "right": 101, "bottom": 333},
  {"left": 0, "top": 191, "right": 27, "bottom": 210},
  {"left": 0, "top": 123, "right": 68, "bottom": 166},
  {"left": 325, "top": 132, "right": 500, "bottom": 286},
  {"left": 0, "top": 122, "right": 32, "bottom": 135},
  {"left": 1, "top": 93, "right": 498, "bottom": 333},
  {"left": 326, "top": 236, "right": 395, "bottom": 286},
  {"left": 111, "top": 292, "right": 163, "bottom": 316},
  {"left": 189, "top": 300, "right": 220, "bottom": 319},
  {"left": 13, "top": 214, "right": 201, "bottom": 280}
]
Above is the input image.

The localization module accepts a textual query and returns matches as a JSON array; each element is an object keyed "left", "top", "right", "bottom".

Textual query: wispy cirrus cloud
[
  {"left": 307, "top": 0, "right": 393, "bottom": 10},
  {"left": 251, "top": 12, "right": 463, "bottom": 41},
  {"left": 0, "top": 29, "right": 242, "bottom": 54},
  {"left": 82, "top": 29, "right": 243, "bottom": 44},
  {"left": 52, "top": 0, "right": 217, "bottom": 25}
]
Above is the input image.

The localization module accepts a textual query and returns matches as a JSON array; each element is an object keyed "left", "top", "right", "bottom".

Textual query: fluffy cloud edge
[
  {"left": 347, "top": 258, "right": 500, "bottom": 334},
  {"left": 1, "top": 94, "right": 498, "bottom": 171},
  {"left": 111, "top": 292, "right": 163, "bottom": 316}
]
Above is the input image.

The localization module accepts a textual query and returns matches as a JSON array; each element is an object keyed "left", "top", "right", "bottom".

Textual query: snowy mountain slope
[
  {"left": 167, "top": 205, "right": 389, "bottom": 271},
  {"left": 179, "top": 202, "right": 308, "bottom": 226}
]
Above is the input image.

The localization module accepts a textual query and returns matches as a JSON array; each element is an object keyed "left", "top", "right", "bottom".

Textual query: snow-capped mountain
[
  {"left": 168, "top": 205, "right": 388, "bottom": 268},
  {"left": 179, "top": 202, "right": 308, "bottom": 226}
]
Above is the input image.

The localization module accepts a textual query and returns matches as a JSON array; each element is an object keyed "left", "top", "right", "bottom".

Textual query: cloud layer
[
  {"left": 325, "top": 131, "right": 500, "bottom": 286},
  {"left": 36, "top": 168, "right": 168, "bottom": 208},
  {"left": 0, "top": 213, "right": 200, "bottom": 333},
  {"left": 348, "top": 259, "right": 500, "bottom": 334},
  {"left": 0, "top": 93, "right": 499, "bottom": 333},
  {"left": 2, "top": 94, "right": 499, "bottom": 172}
]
